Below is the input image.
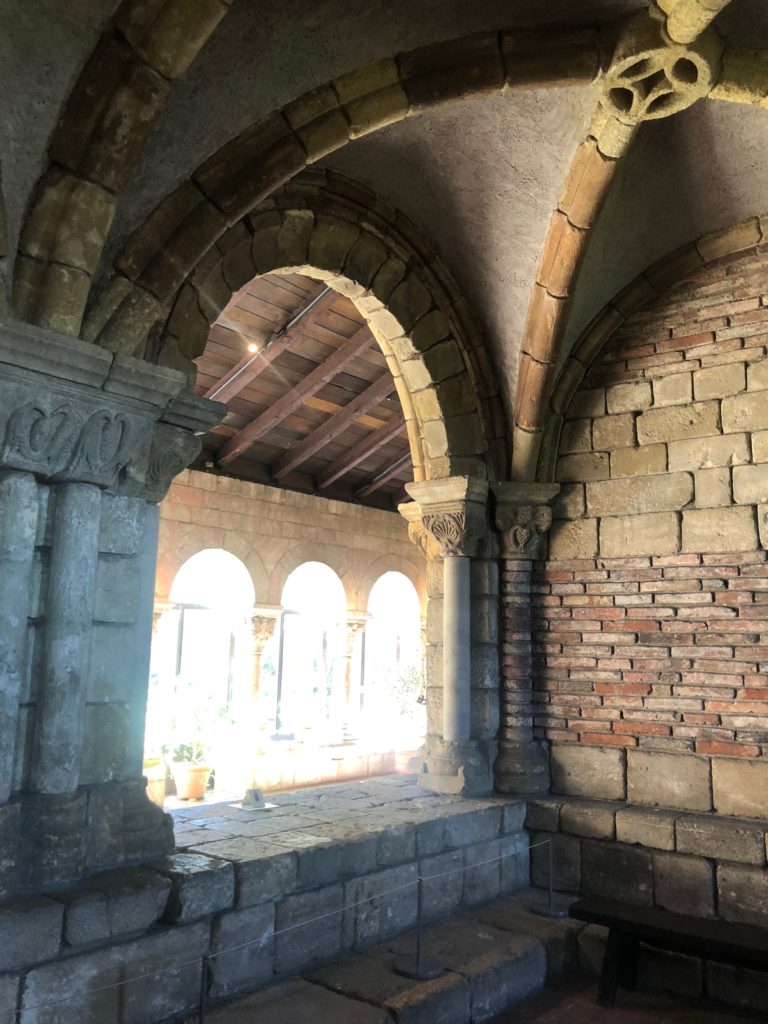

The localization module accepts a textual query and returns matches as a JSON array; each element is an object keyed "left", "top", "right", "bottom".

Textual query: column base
[
  {"left": 494, "top": 740, "right": 550, "bottom": 795},
  {"left": 418, "top": 737, "right": 494, "bottom": 797},
  {"left": 11, "top": 778, "right": 174, "bottom": 896}
]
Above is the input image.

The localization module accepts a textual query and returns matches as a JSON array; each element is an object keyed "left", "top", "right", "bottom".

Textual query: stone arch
[
  {"left": 536, "top": 213, "right": 767, "bottom": 482},
  {"left": 268, "top": 543, "right": 351, "bottom": 608},
  {"left": 89, "top": 171, "right": 507, "bottom": 482},
  {"left": 12, "top": 0, "right": 232, "bottom": 337},
  {"left": 358, "top": 554, "right": 427, "bottom": 617},
  {"left": 155, "top": 534, "right": 269, "bottom": 607}
]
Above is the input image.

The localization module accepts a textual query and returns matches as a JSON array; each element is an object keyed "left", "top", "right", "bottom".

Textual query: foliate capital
[
  {"left": 402, "top": 476, "right": 489, "bottom": 559},
  {"left": 493, "top": 482, "right": 559, "bottom": 560}
]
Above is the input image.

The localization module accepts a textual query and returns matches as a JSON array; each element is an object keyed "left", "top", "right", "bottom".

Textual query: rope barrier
[{"left": 8, "top": 837, "right": 559, "bottom": 1021}]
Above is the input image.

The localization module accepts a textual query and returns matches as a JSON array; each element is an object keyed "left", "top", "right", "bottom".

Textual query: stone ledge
[{"left": 526, "top": 793, "right": 768, "bottom": 925}]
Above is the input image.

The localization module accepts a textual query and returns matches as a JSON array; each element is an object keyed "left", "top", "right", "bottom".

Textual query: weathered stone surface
[
  {"left": 294, "top": 838, "right": 341, "bottom": 889},
  {"left": 308, "top": 947, "right": 470, "bottom": 1024},
  {"left": 525, "top": 797, "right": 564, "bottom": 832},
  {"left": 344, "top": 864, "right": 418, "bottom": 948},
  {"left": 206, "top": 979, "right": 391, "bottom": 1023},
  {"left": 21, "top": 920, "right": 209, "bottom": 1023},
  {"left": 419, "top": 850, "right": 464, "bottom": 919},
  {"left": 560, "top": 800, "right": 618, "bottom": 840},
  {"left": 530, "top": 831, "right": 581, "bottom": 892},
  {"left": 548, "top": 518, "right": 598, "bottom": 559},
  {"left": 653, "top": 851, "right": 714, "bottom": 917},
  {"left": 209, "top": 902, "right": 274, "bottom": 998},
  {"left": 555, "top": 452, "right": 609, "bottom": 482},
  {"left": 694, "top": 467, "right": 731, "bottom": 508},
  {"left": 733, "top": 464, "right": 768, "bottom": 504},
  {"left": 600, "top": 511, "right": 679, "bottom": 558},
  {"left": 334, "top": 60, "right": 409, "bottom": 139},
  {"left": 682, "top": 506, "right": 758, "bottom": 553},
  {"left": 0, "top": 896, "right": 63, "bottom": 970},
  {"left": 694, "top": 362, "right": 746, "bottom": 400},
  {"left": 91, "top": 867, "right": 171, "bottom": 937},
  {"left": 676, "top": 814, "right": 766, "bottom": 865},
  {"left": 636, "top": 401, "right": 719, "bottom": 444},
  {"left": 722, "top": 392, "right": 768, "bottom": 434},
  {"left": 605, "top": 381, "right": 652, "bottom": 414},
  {"left": 713, "top": 758, "right": 768, "bottom": 818},
  {"left": 275, "top": 884, "right": 343, "bottom": 973},
  {"left": 718, "top": 863, "right": 768, "bottom": 926},
  {"left": 610, "top": 444, "right": 666, "bottom": 478},
  {"left": 615, "top": 806, "right": 677, "bottom": 851},
  {"left": 581, "top": 840, "right": 653, "bottom": 906},
  {"left": 551, "top": 746, "right": 626, "bottom": 801},
  {"left": 443, "top": 806, "right": 501, "bottom": 849},
  {"left": 705, "top": 961, "right": 768, "bottom": 1015},
  {"left": 591, "top": 413, "right": 634, "bottom": 450},
  {"left": 500, "top": 802, "right": 526, "bottom": 835},
  {"left": 627, "top": 751, "right": 711, "bottom": 812},
  {"left": 0, "top": 974, "right": 19, "bottom": 1020},
  {"left": 587, "top": 472, "right": 692, "bottom": 516},
  {"left": 653, "top": 373, "right": 692, "bottom": 407},
  {"left": 152, "top": 852, "right": 234, "bottom": 923},
  {"left": 560, "top": 418, "right": 591, "bottom": 453},
  {"left": 463, "top": 838, "right": 502, "bottom": 905},
  {"left": 190, "top": 838, "right": 297, "bottom": 908}
]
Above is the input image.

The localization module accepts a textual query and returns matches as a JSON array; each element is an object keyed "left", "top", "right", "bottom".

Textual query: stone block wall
[{"left": 516, "top": 243, "right": 768, "bottom": 918}]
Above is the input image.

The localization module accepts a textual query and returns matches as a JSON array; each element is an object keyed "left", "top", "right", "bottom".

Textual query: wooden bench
[{"left": 569, "top": 896, "right": 768, "bottom": 1008}]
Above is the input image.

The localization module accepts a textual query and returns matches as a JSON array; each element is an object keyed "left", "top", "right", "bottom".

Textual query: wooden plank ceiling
[{"left": 192, "top": 272, "right": 413, "bottom": 510}]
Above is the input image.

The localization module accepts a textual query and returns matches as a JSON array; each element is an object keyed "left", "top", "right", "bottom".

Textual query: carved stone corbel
[{"left": 493, "top": 482, "right": 560, "bottom": 561}]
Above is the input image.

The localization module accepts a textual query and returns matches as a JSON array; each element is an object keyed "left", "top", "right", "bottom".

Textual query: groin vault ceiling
[{"left": 2, "top": 0, "right": 768, "bottom": 489}]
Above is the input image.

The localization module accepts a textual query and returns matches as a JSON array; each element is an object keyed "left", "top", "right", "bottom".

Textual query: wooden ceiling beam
[
  {"left": 272, "top": 372, "right": 395, "bottom": 480},
  {"left": 355, "top": 451, "right": 412, "bottom": 500},
  {"left": 204, "top": 286, "right": 336, "bottom": 405},
  {"left": 316, "top": 415, "right": 407, "bottom": 490},
  {"left": 217, "top": 327, "right": 373, "bottom": 465}
]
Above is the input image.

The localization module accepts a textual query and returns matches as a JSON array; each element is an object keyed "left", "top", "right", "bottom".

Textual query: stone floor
[{"left": 495, "top": 983, "right": 761, "bottom": 1022}]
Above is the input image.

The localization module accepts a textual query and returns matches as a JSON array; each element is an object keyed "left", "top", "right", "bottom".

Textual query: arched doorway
[
  {"left": 146, "top": 548, "right": 255, "bottom": 801},
  {"left": 363, "top": 571, "right": 425, "bottom": 754}
]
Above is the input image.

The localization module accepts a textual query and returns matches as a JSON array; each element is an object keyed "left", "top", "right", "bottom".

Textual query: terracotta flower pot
[
  {"left": 143, "top": 757, "right": 168, "bottom": 806},
  {"left": 171, "top": 762, "right": 211, "bottom": 800}
]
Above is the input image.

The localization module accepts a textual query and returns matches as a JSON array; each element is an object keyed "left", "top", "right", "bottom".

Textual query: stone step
[{"left": 205, "top": 889, "right": 584, "bottom": 1024}]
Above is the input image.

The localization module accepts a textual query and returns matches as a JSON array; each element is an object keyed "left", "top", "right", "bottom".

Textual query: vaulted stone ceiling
[{"left": 2, "top": 0, "right": 768, "bottom": 488}]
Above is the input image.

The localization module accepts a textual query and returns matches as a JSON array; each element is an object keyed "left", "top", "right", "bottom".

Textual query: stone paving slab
[{"left": 205, "top": 978, "right": 391, "bottom": 1023}]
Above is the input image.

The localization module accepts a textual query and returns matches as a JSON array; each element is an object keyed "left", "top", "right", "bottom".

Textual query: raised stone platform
[{"left": 0, "top": 776, "right": 529, "bottom": 1023}]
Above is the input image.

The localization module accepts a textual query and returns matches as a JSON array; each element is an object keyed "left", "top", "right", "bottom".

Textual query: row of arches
[{"left": 146, "top": 549, "right": 424, "bottom": 798}]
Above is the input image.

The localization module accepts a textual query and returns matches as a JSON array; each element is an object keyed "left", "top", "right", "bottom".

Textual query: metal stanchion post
[
  {"left": 394, "top": 876, "right": 443, "bottom": 980},
  {"left": 530, "top": 839, "right": 568, "bottom": 919},
  {"left": 198, "top": 954, "right": 209, "bottom": 1024}
]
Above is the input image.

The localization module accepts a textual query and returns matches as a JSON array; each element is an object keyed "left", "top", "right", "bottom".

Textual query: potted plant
[{"left": 162, "top": 710, "right": 213, "bottom": 801}]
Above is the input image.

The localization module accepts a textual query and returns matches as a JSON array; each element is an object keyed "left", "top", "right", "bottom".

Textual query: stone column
[
  {"left": 403, "top": 476, "right": 491, "bottom": 796},
  {"left": 30, "top": 482, "right": 102, "bottom": 795},
  {"left": 0, "top": 318, "right": 224, "bottom": 895},
  {"left": 250, "top": 609, "right": 280, "bottom": 702},
  {"left": 0, "top": 471, "right": 38, "bottom": 804},
  {"left": 493, "top": 482, "right": 558, "bottom": 795},
  {"left": 341, "top": 614, "right": 367, "bottom": 740}
]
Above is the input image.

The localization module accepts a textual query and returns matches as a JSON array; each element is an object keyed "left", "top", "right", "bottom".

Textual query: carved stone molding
[
  {"left": 493, "top": 482, "right": 559, "bottom": 561},
  {"left": 598, "top": 6, "right": 722, "bottom": 126},
  {"left": 0, "top": 318, "right": 224, "bottom": 500},
  {"left": 251, "top": 612, "right": 279, "bottom": 656},
  {"left": 403, "top": 476, "right": 489, "bottom": 559}
]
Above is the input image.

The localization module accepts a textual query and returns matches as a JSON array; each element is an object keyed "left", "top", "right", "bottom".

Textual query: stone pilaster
[
  {"left": 402, "top": 476, "right": 493, "bottom": 796},
  {"left": 493, "top": 482, "right": 559, "bottom": 796},
  {"left": 250, "top": 608, "right": 280, "bottom": 701},
  {"left": 0, "top": 318, "right": 225, "bottom": 895}
]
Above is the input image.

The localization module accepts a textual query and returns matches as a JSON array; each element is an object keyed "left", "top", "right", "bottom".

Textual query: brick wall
[{"left": 529, "top": 243, "right": 768, "bottom": 818}]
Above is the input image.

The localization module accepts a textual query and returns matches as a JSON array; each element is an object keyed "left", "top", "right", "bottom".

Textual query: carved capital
[
  {"left": 493, "top": 482, "right": 559, "bottom": 561},
  {"left": 251, "top": 613, "right": 278, "bottom": 656},
  {"left": 343, "top": 615, "right": 367, "bottom": 656},
  {"left": 403, "top": 476, "right": 489, "bottom": 560}
]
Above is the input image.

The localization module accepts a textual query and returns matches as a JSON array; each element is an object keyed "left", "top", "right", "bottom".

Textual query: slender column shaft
[
  {"left": 0, "top": 472, "right": 38, "bottom": 802},
  {"left": 30, "top": 483, "right": 101, "bottom": 795},
  {"left": 443, "top": 554, "right": 471, "bottom": 743},
  {"left": 126, "top": 503, "right": 160, "bottom": 777}
]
